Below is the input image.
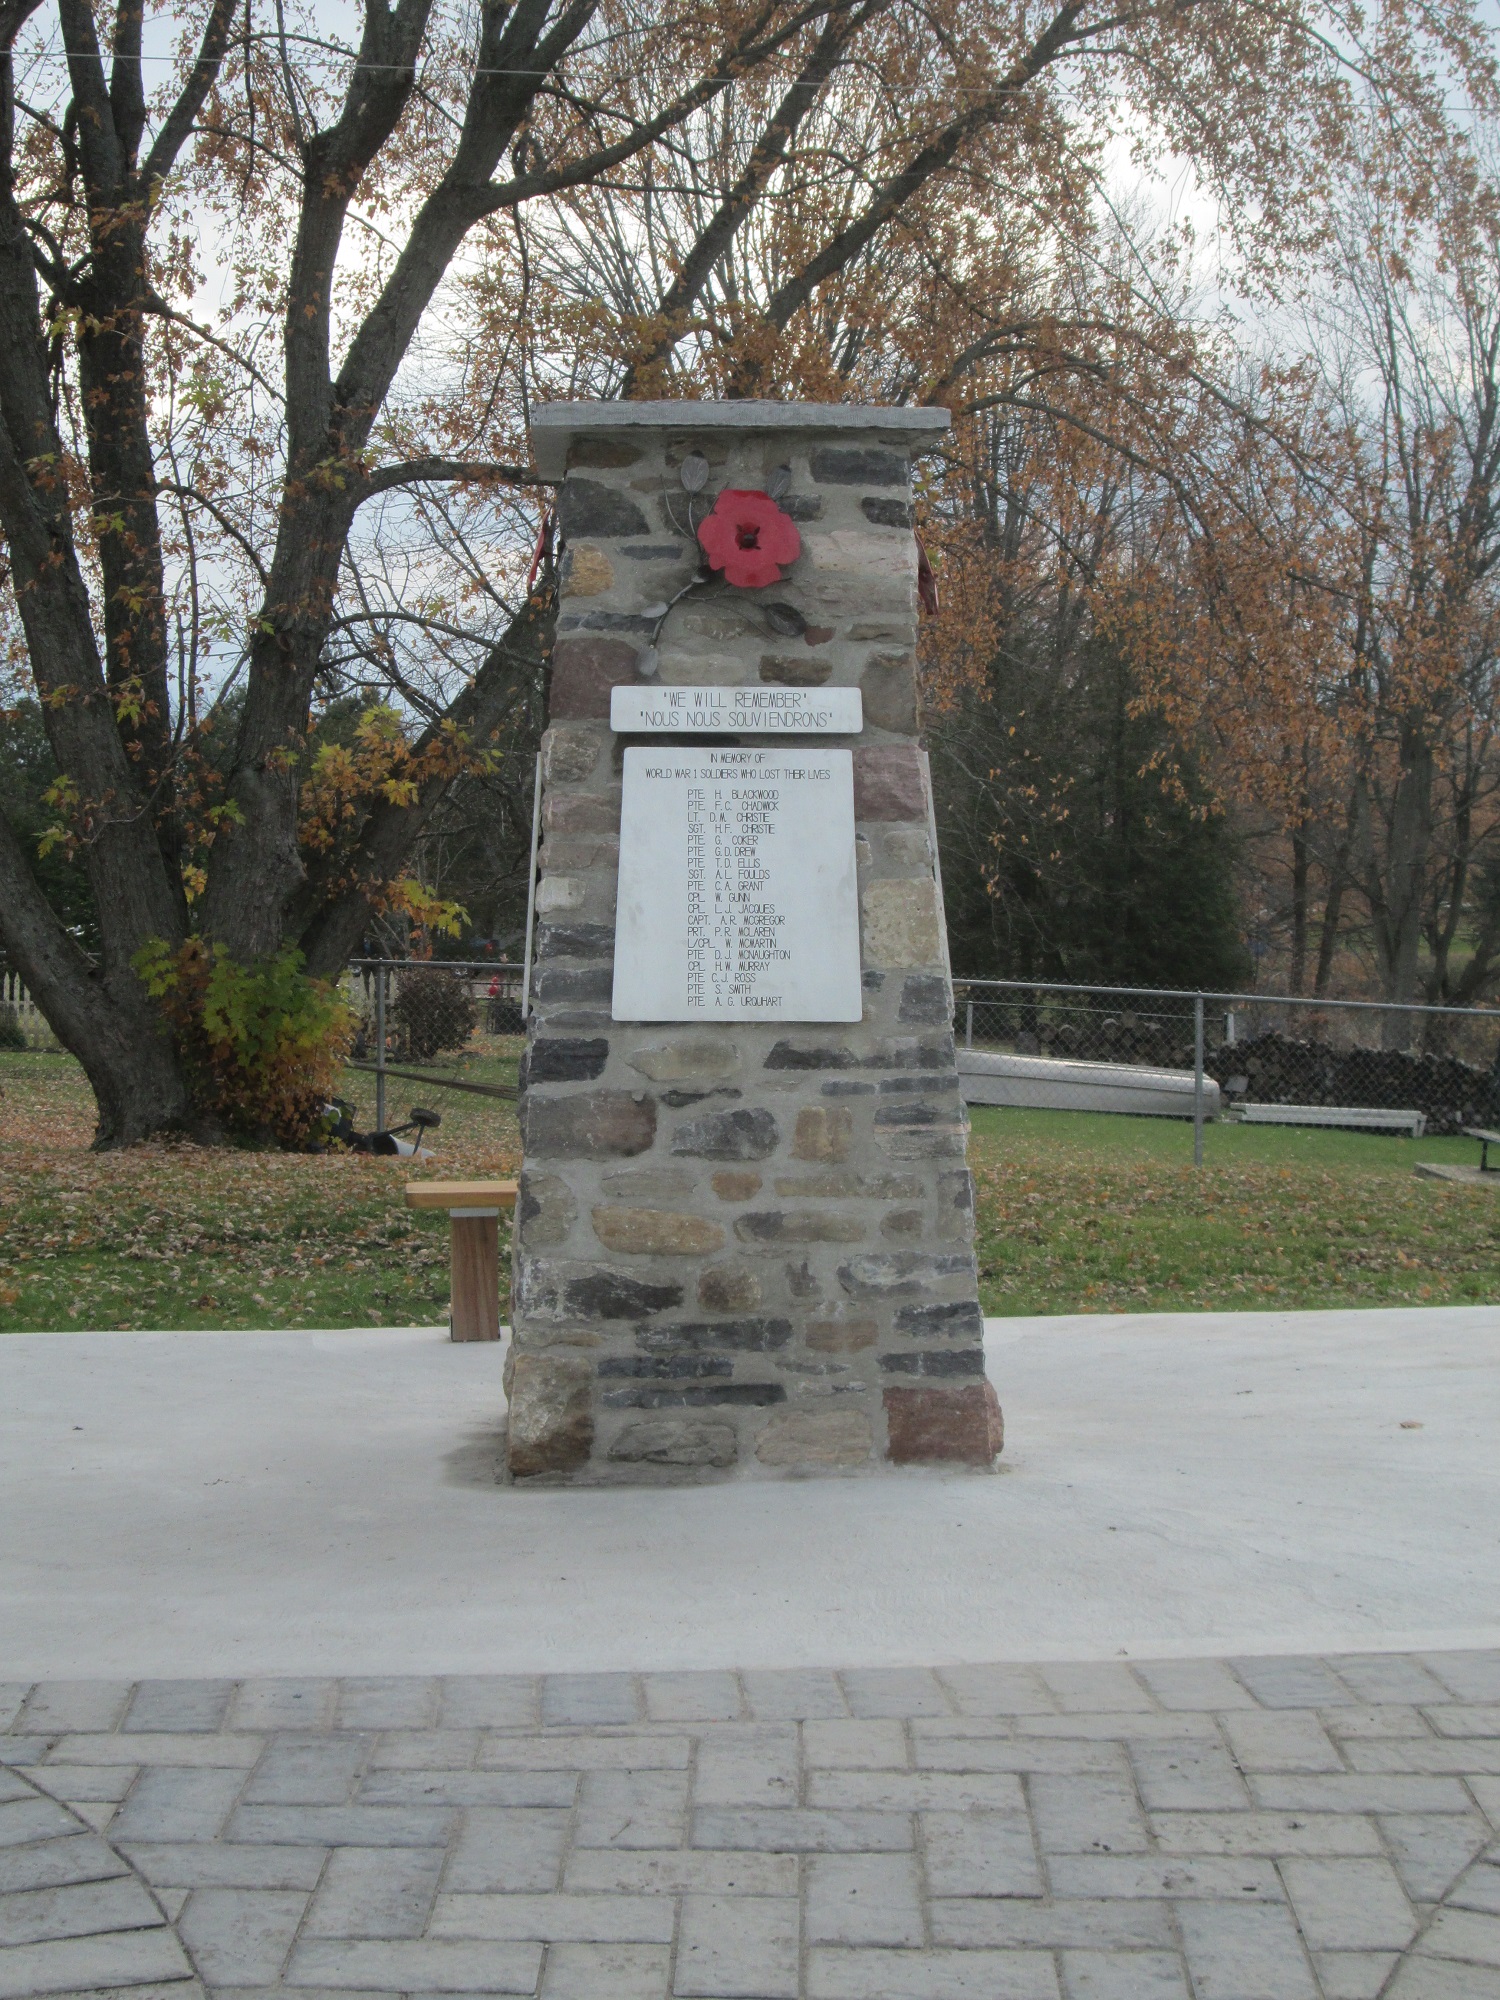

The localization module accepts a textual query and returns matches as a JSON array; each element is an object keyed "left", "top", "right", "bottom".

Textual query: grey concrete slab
[{"left": 4, "top": 1309, "right": 1500, "bottom": 1677}]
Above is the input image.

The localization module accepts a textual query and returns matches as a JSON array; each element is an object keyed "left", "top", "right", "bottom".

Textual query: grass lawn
[
  {"left": 969, "top": 1105, "right": 1500, "bottom": 1314},
  {"left": 0, "top": 1046, "right": 521, "bottom": 1332},
  {"left": 2, "top": 1053, "right": 1496, "bottom": 1328}
]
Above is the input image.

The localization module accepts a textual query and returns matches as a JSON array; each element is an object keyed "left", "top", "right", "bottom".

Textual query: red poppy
[{"left": 696, "top": 488, "right": 801, "bottom": 589}]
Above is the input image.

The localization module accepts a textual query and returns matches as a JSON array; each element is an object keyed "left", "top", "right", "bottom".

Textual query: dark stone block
[
  {"left": 558, "top": 476, "right": 649, "bottom": 537},
  {"left": 873, "top": 1101, "right": 961, "bottom": 1127},
  {"left": 880, "top": 1348, "right": 986, "bottom": 1376},
  {"left": 862, "top": 496, "right": 915, "bottom": 528},
  {"left": 811, "top": 445, "right": 907, "bottom": 488},
  {"left": 821, "top": 1081, "right": 876, "bottom": 1096},
  {"left": 765, "top": 1042, "right": 859, "bottom": 1070},
  {"left": 537, "top": 923, "right": 615, "bottom": 962},
  {"left": 780, "top": 494, "right": 824, "bottom": 520},
  {"left": 661, "top": 1088, "right": 742, "bottom": 1108},
  {"left": 867, "top": 1038, "right": 955, "bottom": 1069},
  {"left": 598, "top": 1354, "right": 733, "bottom": 1378},
  {"left": 602, "top": 1383, "right": 788, "bottom": 1409},
  {"left": 671, "top": 1106, "right": 779, "bottom": 1160},
  {"left": 854, "top": 743, "right": 926, "bottom": 821},
  {"left": 623, "top": 542, "right": 692, "bottom": 559},
  {"left": 895, "top": 1300, "right": 982, "bottom": 1339},
  {"left": 639, "top": 1318, "right": 793, "bottom": 1352},
  {"left": 937, "top": 1172, "right": 974, "bottom": 1213},
  {"left": 550, "top": 636, "right": 640, "bottom": 719},
  {"left": 526, "top": 1090, "right": 656, "bottom": 1160},
  {"left": 900, "top": 974, "right": 951, "bottom": 1025},
  {"left": 884, "top": 1381, "right": 1002, "bottom": 1465},
  {"left": 760, "top": 654, "right": 833, "bottom": 687},
  {"left": 786, "top": 1259, "right": 819, "bottom": 1300},
  {"left": 879, "top": 1076, "right": 944, "bottom": 1094},
  {"left": 531, "top": 965, "right": 614, "bottom": 1005},
  {"left": 863, "top": 970, "right": 886, "bottom": 989},
  {"left": 528, "top": 1038, "right": 609, "bottom": 1084},
  {"left": 564, "top": 1271, "right": 683, "bottom": 1319}
]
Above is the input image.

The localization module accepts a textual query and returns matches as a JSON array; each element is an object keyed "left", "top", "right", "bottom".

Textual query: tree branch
[
  {"left": 358, "top": 454, "right": 543, "bottom": 498},
  {"left": 142, "top": 0, "right": 242, "bottom": 191}
]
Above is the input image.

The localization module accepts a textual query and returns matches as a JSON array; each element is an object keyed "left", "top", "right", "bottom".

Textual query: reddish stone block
[
  {"left": 551, "top": 636, "right": 640, "bottom": 719},
  {"left": 854, "top": 743, "right": 926, "bottom": 821},
  {"left": 544, "top": 791, "right": 621, "bottom": 835},
  {"left": 883, "top": 1380, "right": 1002, "bottom": 1465}
]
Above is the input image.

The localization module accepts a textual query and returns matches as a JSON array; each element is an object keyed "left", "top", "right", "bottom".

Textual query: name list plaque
[
  {"left": 612, "top": 745, "right": 861, "bottom": 1022},
  {"left": 611, "top": 684, "right": 862, "bottom": 734}
]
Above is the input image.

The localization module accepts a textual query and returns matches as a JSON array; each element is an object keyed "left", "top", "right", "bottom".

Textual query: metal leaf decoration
[
  {"left": 680, "top": 452, "right": 709, "bottom": 493},
  {"left": 768, "top": 463, "right": 792, "bottom": 499},
  {"left": 763, "top": 600, "right": 807, "bottom": 636}
]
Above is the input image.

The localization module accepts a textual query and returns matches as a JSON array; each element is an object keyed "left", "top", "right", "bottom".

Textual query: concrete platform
[
  {"left": 3, "top": 1306, "right": 1497, "bottom": 1679},
  {"left": 1416, "top": 1159, "right": 1500, "bottom": 1186}
]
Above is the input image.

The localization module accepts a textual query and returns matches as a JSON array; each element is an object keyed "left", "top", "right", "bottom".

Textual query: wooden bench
[
  {"left": 1462, "top": 1127, "right": 1500, "bottom": 1172},
  {"left": 405, "top": 1180, "right": 518, "bottom": 1342}
]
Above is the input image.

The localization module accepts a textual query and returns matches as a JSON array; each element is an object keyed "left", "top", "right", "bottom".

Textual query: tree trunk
[
  {"left": 1289, "top": 825, "right": 1309, "bottom": 994},
  {"left": 0, "top": 810, "right": 192, "bottom": 1145},
  {"left": 1378, "top": 722, "right": 1435, "bottom": 1048}
]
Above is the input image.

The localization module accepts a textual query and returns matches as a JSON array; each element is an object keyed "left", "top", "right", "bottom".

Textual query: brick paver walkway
[{"left": 4, "top": 1656, "right": 1500, "bottom": 1997}]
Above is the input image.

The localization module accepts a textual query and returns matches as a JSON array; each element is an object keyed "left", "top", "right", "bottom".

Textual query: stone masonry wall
[{"left": 506, "top": 406, "right": 998, "bottom": 1482}]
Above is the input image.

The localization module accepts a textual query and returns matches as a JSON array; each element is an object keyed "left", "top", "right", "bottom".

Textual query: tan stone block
[
  {"left": 698, "top": 1264, "right": 763, "bottom": 1311},
  {"left": 609, "top": 1420, "right": 736, "bottom": 1468},
  {"left": 591, "top": 1207, "right": 726, "bottom": 1255},
  {"left": 805, "top": 528, "right": 917, "bottom": 581},
  {"left": 711, "top": 1170, "right": 763, "bottom": 1200},
  {"left": 507, "top": 1352, "right": 594, "bottom": 1479},
  {"left": 806, "top": 1318, "right": 879, "bottom": 1353},
  {"left": 603, "top": 1166, "right": 694, "bottom": 1200},
  {"left": 537, "top": 875, "right": 586, "bottom": 913},
  {"left": 882, "top": 826, "right": 932, "bottom": 868},
  {"left": 735, "top": 1210, "right": 865, "bottom": 1244},
  {"left": 566, "top": 544, "right": 615, "bottom": 595},
  {"left": 773, "top": 1172, "right": 859, "bottom": 1196},
  {"left": 861, "top": 879, "right": 943, "bottom": 967},
  {"left": 859, "top": 651, "right": 920, "bottom": 734},
  {"left": 542, "top": 724, "right": 603, "bottom": 785},
  {"left": 792, "top": 1106, "right": 853, "bottom": 1163},
  {"left": 627, "top": 1038, "right": 741, "bottom": 1083},
  {"left": 755, "top": 1408, "right": 873, "bottom": 1468}
]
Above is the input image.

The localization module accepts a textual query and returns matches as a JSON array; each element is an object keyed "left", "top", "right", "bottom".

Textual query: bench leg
[{"left": 449, "top": 1214, "right": 500, "bottom": 1342}]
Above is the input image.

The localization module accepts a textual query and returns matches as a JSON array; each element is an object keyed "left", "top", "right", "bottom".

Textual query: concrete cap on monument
[{"left": 529, "top": 399, "right": 951, "bottom": 480}]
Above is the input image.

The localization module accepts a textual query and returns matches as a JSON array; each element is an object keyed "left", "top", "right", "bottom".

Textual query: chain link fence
[
  {"left": 954, "top": 978, "right": 1500, "bottom": 1148},
  {"left": 341, "top": 959, "right": 524, "bottom": 1138}
]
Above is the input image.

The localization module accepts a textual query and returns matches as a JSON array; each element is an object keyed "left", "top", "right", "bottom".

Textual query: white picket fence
[{"left": 0, "top": 971, "right": 62, "bottom": 1051}]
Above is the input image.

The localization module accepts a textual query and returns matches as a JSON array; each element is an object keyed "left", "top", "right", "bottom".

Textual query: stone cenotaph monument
[{"left": 506, "top": 400, "right": 999, "bottom": 1482}]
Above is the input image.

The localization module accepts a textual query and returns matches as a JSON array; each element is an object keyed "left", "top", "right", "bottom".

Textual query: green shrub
[
  {"left": 0, "top": 1004, "right": 26, "bottom": 1051},
  {"left": 134, "top": 938, "right": 356, "bottom": 1146}
]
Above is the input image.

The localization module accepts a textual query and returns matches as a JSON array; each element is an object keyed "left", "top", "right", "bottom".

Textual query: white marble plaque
[
  {"left": 611, "top": 684, "right": 862, "bottom": 734},
  {"left": 612, "top": 746, "right": 861, "bottom": 1022}
]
